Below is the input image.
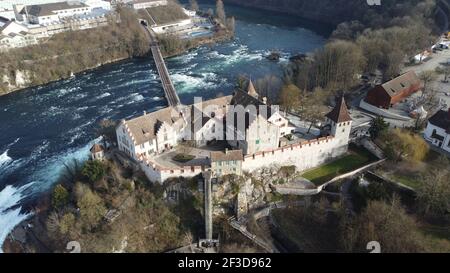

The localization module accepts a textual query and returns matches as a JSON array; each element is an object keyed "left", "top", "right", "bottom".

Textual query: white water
[
  {"left": 0, "top": 150, "right": 12, "bottom": 172},
  {"left": 0, "top": 183, "right": 34, "bottom": 253},
  {"left": 0, "top": 137, "right": 102, "bottom": 251}
]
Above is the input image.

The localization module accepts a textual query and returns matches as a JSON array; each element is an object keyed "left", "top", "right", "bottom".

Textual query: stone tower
[{"left": 325, "top": 95, "right": 352, "bottom": 150}]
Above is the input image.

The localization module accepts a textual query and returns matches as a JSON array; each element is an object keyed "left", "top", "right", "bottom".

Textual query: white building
[
  {"left": 0, "top": 1, "right": 113, "bottom": 50},
  {"left": 19, "top": 1, "right": 93, "bottom": 25},
  {"left": 424, "top": 108, "right": 450, "bottom": 154},
  {"left": 0, "top": 20, "right": 38, "bottom": 50},
  {"left": 116, "top": 82, "right": 353, "bottom": 183},
  {"left": 127, "top": 0, "right": 168, "bottom": 10}
]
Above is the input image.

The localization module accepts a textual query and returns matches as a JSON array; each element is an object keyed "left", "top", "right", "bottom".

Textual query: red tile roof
[{"left": 325, "top": 96, "right": 352, "bottom": 123}]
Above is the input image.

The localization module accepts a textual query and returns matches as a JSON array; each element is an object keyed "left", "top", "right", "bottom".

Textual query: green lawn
[
  {"left": 302, "top": 146, "right": 378, "bottom": 185},
  {"left": 387, "top": 174, "right": 422, "bottom": 190}
]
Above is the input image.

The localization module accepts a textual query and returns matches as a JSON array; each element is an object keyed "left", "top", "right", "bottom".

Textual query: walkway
[{"left": 143, "top": 26, "right": 181, "bottom": 107}]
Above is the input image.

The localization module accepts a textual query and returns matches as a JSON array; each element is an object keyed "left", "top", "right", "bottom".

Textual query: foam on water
[
  {"left": 0, "top": 150, "right": 12, "bottom": 171},
  {"left": 171, "top": 73, "right": 219, "bottom": 93},
  {"left": 0, "top": 183, "right": 34, "bottom": 253}
]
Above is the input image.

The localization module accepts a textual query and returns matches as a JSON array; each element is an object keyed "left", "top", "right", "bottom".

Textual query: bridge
[{"left": 143, "top": 26, "right": 181, "bottom": 107}]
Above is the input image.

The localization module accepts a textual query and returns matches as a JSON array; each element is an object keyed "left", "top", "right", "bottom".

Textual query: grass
[
  {"left": 302, "top": 145, "right": 378, "bottom": 185},
  {"left": 145, "top": 3, "right": 189, "bottom": 25},
  {"left": 173, "top": 153, "right": 195, "bottom": 163},
  {"left": 387, "top": 174, "right": 422, "bottom": 190}
]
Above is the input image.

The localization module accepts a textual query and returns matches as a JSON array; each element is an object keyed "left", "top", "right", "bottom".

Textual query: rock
[{"left": 266, "top": 51, "right": 281, "bottom": 61}]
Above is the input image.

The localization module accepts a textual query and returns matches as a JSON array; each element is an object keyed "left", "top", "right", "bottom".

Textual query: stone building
[{"left": 210, "top": 149, "right": 244, "bottom": 178}]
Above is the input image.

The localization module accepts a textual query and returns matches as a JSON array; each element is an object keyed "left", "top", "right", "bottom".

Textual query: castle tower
[
  {"left": 325, "top": 95, "right": 352, "bottom": 149},
  {"left": 247, "top": 79, "right": 259, "bottom": 99}
]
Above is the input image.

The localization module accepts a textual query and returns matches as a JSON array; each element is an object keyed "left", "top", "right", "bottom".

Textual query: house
[
  {"left": 364, "top": 71, "right": 422, "bottom": 109},
  {"left": 128, "top": 0, "right": 168, "bottom": 10},
  {"left": 210, "top": 149, "right": 244, "bottom": 177},
  {"left": 116, "top": 107, "right": 185, "bottom": 159},
  {"left": 90, "top": 143, "right": 105, "bottom": 160},
  {"left": 424, "top": 108, "right": 450, "bottom": 154}
]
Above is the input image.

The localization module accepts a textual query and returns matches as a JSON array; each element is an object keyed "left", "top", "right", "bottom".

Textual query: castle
[{"left": 115, "top": 81, "right": 353, "bottom": 183}]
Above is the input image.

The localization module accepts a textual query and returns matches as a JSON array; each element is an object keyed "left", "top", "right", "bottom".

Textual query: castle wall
[{"left": 241, "top": 136, "right": 347, "bottom": 173}]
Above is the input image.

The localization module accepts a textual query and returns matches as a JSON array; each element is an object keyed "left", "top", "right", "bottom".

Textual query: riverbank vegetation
[
  {"left": 4, "top": 157, "right": 205, "bottom": 253},
  {"left": 285, "top": 0, "right": 437, "bottom": 93},
  {"left": 0, "top": 6, "right": 149, "bottom": 95}
]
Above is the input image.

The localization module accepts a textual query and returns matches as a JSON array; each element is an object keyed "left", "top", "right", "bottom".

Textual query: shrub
[
  {"left": 52, "top": 184, "right": 69, "bottom": 209},
  {"left": 82, "top": 160, "right": 106, "bottom": 183}
]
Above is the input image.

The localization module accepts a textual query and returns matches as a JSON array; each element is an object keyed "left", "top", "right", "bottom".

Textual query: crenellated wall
[{"left": 241, "top": 136, "right": 347, "bottom": 172}]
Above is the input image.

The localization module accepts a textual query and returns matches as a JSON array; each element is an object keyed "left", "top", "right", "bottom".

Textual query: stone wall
[{"left": 241, "top": 136, "right": 346, "bottom": 173}]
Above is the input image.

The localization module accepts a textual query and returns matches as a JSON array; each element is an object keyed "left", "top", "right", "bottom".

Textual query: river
[{"left": 0, "top": 3, "right": 330, "bottom": 251}]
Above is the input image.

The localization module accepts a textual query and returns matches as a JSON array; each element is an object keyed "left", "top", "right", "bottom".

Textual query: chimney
[
  {"left": 225, "top": 148, "right": 228, "bottom": 154},
  {"left": 143, "top": 110, "right": 146, "bottom": 115}
]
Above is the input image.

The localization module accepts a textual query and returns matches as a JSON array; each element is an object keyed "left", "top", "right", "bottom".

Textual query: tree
[
  {"left": 300, "top": 88, "right": 329, "bottom": 133},
  {"left": 417, "top": 167, "right": 450, "bottom": 219},
  {"left": 279, "top": 84, "right": 301, "bottom": 113},
  {"left": 341, "top": 198, "right": 425, "bottom": 253},
  {"left": 380, "top": 129, "right": 429, "bottom": 163},
  {"left": 215, "top": 0, "right": 226, "bottom": 25},
  {"left": 310, "top": 40, "right": 366, "bottom": 91},
  {"left": 226, "top": 16, "right": 236, "bottom": 33},
  {"left": 77, "top": 187, "right": 107, "bottom": 231},
  {"left": 96, "top": 119, "right": 117, "bottom": 146},
  {"left": 81, "top": 160, "right": 105, "bottom": 183},
  {"left": 52, "top": 184, "right": 70, "bottom": 209},
  {"left": 419, "top": 70, "right": 437, "bottom": 96},
  {"left": 369, "top": 116, "right": 389, "bottom": 139},
  {"left": 189, "top": 0, "right": 199, "bottom": 12},
  {"left": 255, "top": 74, "right": 282, "bottom": 102}
]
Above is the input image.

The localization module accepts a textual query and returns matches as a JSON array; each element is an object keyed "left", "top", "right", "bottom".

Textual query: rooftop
[
  {"left": 20, "top": 1, "right": 88, "bottom": 17},
  {"left": 210, "top": 149, "right": 244, "bottom": 162},
  {"left": 380, "top": 71, "right": 422, "bottom": 97},
  {"left": 325, "top": 96, "right": 352, "bottom": 123},
  {"left": 428, "top": 108, "right": 450, "bottom": 133}
]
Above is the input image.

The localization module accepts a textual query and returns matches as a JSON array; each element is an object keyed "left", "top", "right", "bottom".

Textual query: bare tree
[
  {"left": 189, "top": 0, "right": 199, "bottom": 12},
  {"left": 216, "top": 0, "right": 226, "bottom": 25}
]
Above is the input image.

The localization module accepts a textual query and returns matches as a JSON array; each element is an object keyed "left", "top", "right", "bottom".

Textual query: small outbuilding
[{"left": 90, "top": 143, "right": 105, "bottom": 161}]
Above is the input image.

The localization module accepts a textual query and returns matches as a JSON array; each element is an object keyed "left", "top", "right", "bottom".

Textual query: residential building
[
  {"left": 424, "top": 108, "right": 450, "bottom": 154},
  {"left": 364, "top": 71, "right": 422, "bottom": 109},
  {"left": 210, "top": 149, "right": 244, "bottom": 177}
]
